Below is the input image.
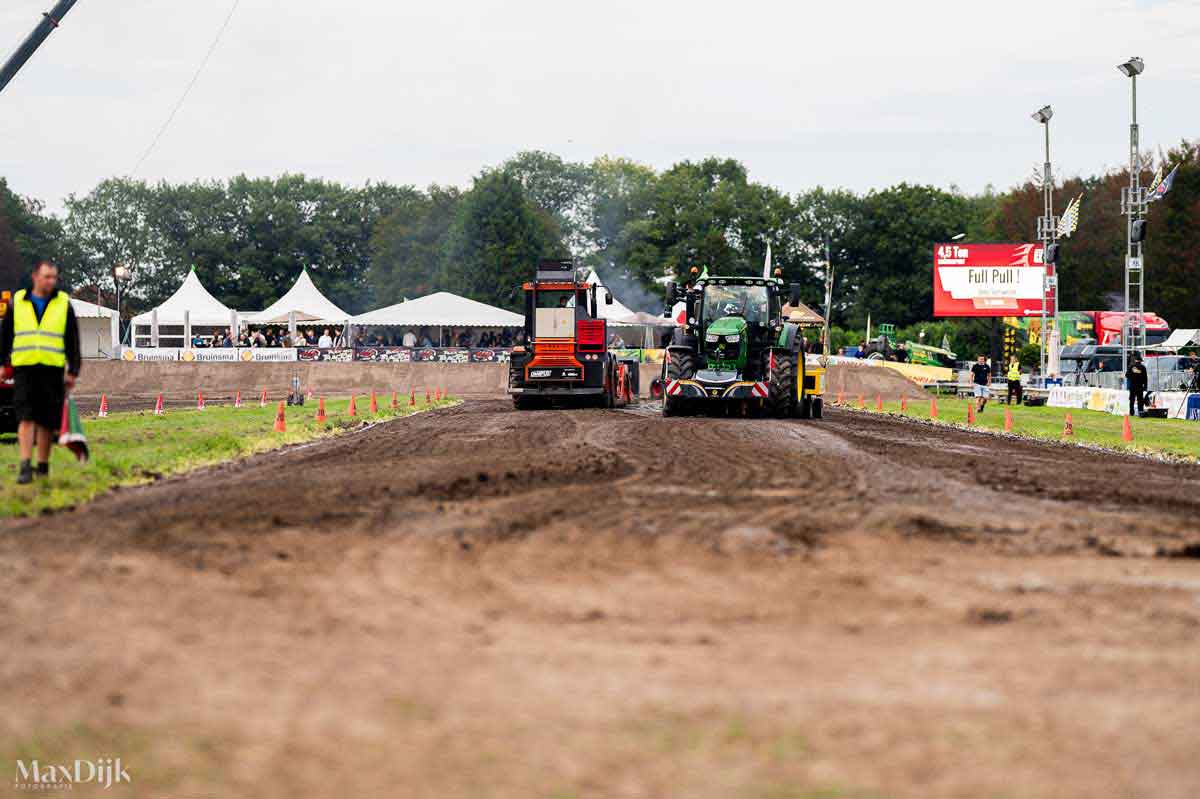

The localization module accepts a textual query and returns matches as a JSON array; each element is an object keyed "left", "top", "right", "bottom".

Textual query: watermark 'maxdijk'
[{"left": 14, "top": 758, "right": 131, "bottom": 790}]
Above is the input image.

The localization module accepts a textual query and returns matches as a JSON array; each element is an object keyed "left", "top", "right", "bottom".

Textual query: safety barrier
[{"left": 1047, "top": 385, "right": 1199, "bottom": 420}]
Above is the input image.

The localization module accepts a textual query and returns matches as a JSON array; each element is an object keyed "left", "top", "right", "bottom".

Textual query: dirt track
[{"left": 3, "top": 401, "right": 1199, "bottom": 798}]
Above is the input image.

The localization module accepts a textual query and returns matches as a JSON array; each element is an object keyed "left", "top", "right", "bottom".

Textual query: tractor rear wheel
[
  {"left": 812, "top": 397, "right": 823, "bottom": 419},
  {"left": 663, "top": 349, "right": 697, "bottom": 417},
  {"left": 767, "top": 351, "right": 797, "bottom": 418}
]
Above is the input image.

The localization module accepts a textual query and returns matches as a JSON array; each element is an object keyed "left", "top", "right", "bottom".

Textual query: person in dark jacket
[
  {"left": 0, "top": 261, "right": 82, "bottom": 484},
  {"left": 1126, "top": 356, "right": 1148, "bottom": 417}
]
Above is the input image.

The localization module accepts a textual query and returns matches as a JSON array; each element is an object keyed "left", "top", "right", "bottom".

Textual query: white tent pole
[
  {"left": 288, "top": 310, "right": 297, "bottom": 344},
  {"left": 184, "top": 310, "right": 191, "bottom": 349},
  {"left": 110, "top": 311, "right": 120, "bottom": 358},
  {"left": 151, "top": 308, "right": 159, "bottom": 348},
  {"left": 230, "top": 309, "right": 239, "bottom": 343}
]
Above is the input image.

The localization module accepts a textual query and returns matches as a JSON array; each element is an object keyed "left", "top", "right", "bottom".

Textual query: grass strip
[
  {"left": 0, "top": 394, "right": 457, "bottom": 517},
  {"left": 838, "top": 394, "right": 1200, "bottom": 462}
]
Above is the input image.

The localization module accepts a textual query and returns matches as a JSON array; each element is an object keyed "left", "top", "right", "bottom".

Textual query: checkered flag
[{"left": 1057, "top": 193, "right": 1083, "bottom": 238}]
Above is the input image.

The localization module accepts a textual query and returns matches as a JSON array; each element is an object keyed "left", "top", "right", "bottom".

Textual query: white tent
[
  {"left": 247, "top": 268, "right": 347, "bottom": 325},
  {"left": 351, "top": 292, "right": 523, "bottom": 328},
  {"left": 70, "top": 298, "right": 119, "bottom": 359},
  {"left": 132, "top": 268, "right": 234, "bottom": 327},
  {"left": 1158, "top": 328, "right": 1200, "bottom": 350},
  {"left": 131, "top": 268, "right": 236, "bottom": 348}
]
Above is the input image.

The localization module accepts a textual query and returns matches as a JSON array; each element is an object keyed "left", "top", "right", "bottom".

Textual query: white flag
[{"left": 763, "top": 242, "right": 773, "bottom": 280}]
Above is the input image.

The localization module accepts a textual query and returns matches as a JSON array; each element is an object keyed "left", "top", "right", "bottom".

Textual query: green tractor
[{"left": 661, "top": 270, "right": 823, "bottom": 419}]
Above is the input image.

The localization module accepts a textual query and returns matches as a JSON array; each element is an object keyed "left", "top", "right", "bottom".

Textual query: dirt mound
[{"left": 825, "top": 361, "right": 927, "bottom": 401}]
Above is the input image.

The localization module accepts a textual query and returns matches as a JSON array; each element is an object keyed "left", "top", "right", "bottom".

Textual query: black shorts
[{"left": 12, "top": 365, "right": 66, "bottom": 430}]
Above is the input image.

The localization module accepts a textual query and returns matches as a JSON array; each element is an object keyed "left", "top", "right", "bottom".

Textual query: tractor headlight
[
  {"left": 705, "top": 333, "right": 719, "bottom": 343},
  {"left": 723, "top": 334, "right": 740, "bottom": 343}
]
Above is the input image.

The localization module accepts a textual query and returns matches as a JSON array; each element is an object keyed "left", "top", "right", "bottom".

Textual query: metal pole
[
  {"left": 1123, "top": 72, "right": 1142, "bottom": 377},
  {"left": 823, "top": 236, "right": 833, "bottom": 357},
  {"left": 0, "top": 0, "right": 81, "bottom": 95}
]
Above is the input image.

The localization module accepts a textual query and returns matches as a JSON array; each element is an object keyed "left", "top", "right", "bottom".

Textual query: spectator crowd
[{"left": 186, "top": 326, "right": 520, "bottom": 349}]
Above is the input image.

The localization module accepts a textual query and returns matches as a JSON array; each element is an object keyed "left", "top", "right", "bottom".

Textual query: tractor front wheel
[
  {"left": 767, "top": 351, "right": 797, "bottom": 418},
  {"left": 663, "top": 349, "right": 696, "bottom": 417}
]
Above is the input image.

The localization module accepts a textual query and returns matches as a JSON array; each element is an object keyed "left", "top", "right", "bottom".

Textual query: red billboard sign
[{"left": 933, "top": 243, "right": 1054, "bottom": 317}]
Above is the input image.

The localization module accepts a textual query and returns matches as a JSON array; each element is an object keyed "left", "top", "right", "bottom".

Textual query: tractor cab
[
  {"left": 661, "top": 270, "right": 821, "bottom": 418},
  {"left": 509, "top": 259, "right": 636, "bottom": 409}
]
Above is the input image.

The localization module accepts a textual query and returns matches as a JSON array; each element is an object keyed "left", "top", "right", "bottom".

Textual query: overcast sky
[{"left": 1, "top": 0, "right": 1197, "bottom": 213}]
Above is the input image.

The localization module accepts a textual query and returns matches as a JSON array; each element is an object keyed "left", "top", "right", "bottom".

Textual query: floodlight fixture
[
  {"left": 1116, "top": 57, "right": 1144, "bottom": 77},
  {"left": 1031, "top": 105, "right": 1053, "bottom": 123}
]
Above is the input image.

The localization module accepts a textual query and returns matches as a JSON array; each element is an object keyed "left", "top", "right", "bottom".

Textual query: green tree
[
  {"left": 443, "top": 171, "right": 567, "bottom": 310},
  {"left": 839, "top": 184, "right": 973, "bottom": 328},
  {"left": 500, "top": 151, "right": 592, "bottom": 254},
  {"left": 368, "top": 184, "right": 461, "bottom": 305}
]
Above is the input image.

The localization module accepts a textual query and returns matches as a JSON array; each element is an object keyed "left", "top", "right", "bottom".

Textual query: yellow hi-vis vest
[
  {"left": 11, "top": 289, "right": 70, "bottom": 368},
  {"left": 1007, "top": 362, "right": 1021, "bottom": 381}
]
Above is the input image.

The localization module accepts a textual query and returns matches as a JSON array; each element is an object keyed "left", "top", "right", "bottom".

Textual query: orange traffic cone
[
  {"left": 1004, "top": 407, "right": 1013, "bottom": 432},
  {"left": 1122, "top": 415, "right": 1134, "bottom": 443},
  {"left": 316, "top": 397, "right": 327, "bottom": 424},
  {"left": 900, "top": 396, "right": 908, "bottom": 413},
  {"left": 409, "top": 388, "right": 416, "bottom": 407},
  {"left": 437, "top": 387, "right": 444, "bottom": 401},
  {"left": 274, "top": 401, "right": 287, "bottom": 432},
  {"left": 370, "top": 390, "right": 378, "bottom": 414},
  {"left": 836, "top": 390, "right": 845, "bottom": 405},
  {"left": 348, "top": 395, "right": 358, "bottom": 417},
  {"left": 967, "top": 402, "right": 976, "bottom": 425},
  {"left": 197, "top": 391, "right": 205, "bottom": 411},
  {"left": 425, "top": 387, "right": 431, "bottom": 404},
  {"left": 930, "top": 396, "right": 939, "bottom": 419},
  {"left": 857, "top": 394, "right": 866, "bottom": 409},
  {"left": 1062, "top": 413, "right": 1074, "bottom": 437},
  {"left": 391, "top": 390, "right": 398, "bottom": 410},
  {"left": 98, "top": 394, "right": 109, "bottom": 418},
  {"left": 259, "top": 389, "right": 267, "bottom": 408},
  {"left": 875, "top": 394, "right": 883, "bottom": 412},
  {"left": 234, "top": 390, "right": 243, "bottom": 409},
  {"left": 153, "top": 394, "right": 164, "bottom": 416}
]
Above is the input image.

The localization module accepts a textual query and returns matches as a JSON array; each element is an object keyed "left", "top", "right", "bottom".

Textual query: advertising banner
[
  {"left": 181, "top": 348, "right": 239, "bottom": 362},
  {"left": 468, "top": 348, "right": 511, "bottom": 363},
  {"left": 934, "top": 243, "right": 1053, "bottom": 317},
  {"left": 298, "top": 347, "right": 354, "bottom": 362},
  {"left": 353, "top": 347, "right": 413, "bottom": 363},
  {"left": 240, "top": 348, "right": 298, "bottom": 362},
  {"left": 121, "top": 348, "right": 179, "bottom": 362}
]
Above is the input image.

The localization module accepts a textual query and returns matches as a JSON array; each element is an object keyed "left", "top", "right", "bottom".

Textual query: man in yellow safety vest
[
  {"left": 1005, "top": 358, "right": 1023, "bottom": 406},
  {"left": 0, "top": 261, "right": 81, "bottom": 484}
]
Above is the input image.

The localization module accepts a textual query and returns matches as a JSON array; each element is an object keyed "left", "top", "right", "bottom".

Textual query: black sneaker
[
  {"left": 17, "top": 463, "right": 33, "bottom": 485},
  {"left": 36, "top": 462, "right": 49, "bottom": 478}
]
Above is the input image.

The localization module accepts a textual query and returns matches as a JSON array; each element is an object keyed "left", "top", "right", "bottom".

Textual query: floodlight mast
[
  {"left": 1118, "top": 57, "right": 1146, "bottom": 376},
  {"left": 0, "top": 0, "right": 81, "bottom": 95},
  {"left": 1032, "top": 105, "right": 1057, "bottom": 381}
]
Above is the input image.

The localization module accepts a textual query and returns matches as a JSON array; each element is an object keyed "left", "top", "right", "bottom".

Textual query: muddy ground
[{"left": 2, "top": 401, "right": 1199, "bottom": 798}]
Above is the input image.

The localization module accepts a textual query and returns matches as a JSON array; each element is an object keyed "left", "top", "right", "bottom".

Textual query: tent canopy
[
  {"left": 132, "top": 268, "right": 234, "bottom": 327},
  {"left": 70, "top": 297, "right": 116, "bottom": 319},
  {"left": 351, "top": 292, "right": 523, "bottom": 328},
  {"left": 785, "top": 301, "right": 825, "bottom": 326},
  {"left": 247, "top": 268, "right": 347, "bottom": 325},
  {"left": 1156, "top": 328, "right": 1200, "bottom": 349}
]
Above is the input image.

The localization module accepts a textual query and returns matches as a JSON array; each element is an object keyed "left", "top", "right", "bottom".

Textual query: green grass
[
  {"left": 842, "top": 394, "right": 1200, "bottom": 461},
  {"left": 0, "top": 394, "right": 456, "bottom": 517}
]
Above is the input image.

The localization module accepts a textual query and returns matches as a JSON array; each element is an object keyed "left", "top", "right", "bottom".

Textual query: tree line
[{"left": 0, "top": 141, "right": 1195, "bottom": 353}]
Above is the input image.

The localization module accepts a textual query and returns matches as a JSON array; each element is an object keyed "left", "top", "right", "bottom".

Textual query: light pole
[
  {"left": 822, "top": 235, "right": 834, "bottom": 357},
  {"left": 1117, "top": 56, "right": 1146, "bottom": 376},
  {"left": 1031, "top": 105, "right": 1056, "bottom": 382},
  {"left": 113, "top": 263, "right": 130, "bottom": 353}
]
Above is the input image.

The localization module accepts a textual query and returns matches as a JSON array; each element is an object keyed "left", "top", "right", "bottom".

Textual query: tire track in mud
[{"left": 4, "top": 400, "right": 1200, "bottom": 563}]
